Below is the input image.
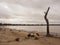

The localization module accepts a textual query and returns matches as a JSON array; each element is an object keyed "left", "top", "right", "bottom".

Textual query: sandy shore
[{"left": 0, "top": 28, "right": 60, "bottom": 45}]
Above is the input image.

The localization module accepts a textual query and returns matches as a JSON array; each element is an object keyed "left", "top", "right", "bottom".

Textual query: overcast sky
[{"left": 0, "top": 0, "right": 60, "bottom": 24}]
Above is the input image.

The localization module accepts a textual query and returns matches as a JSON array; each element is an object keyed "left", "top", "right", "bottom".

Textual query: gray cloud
[{"left": 0, "top": 0, "right": 60, "bottom": 23}]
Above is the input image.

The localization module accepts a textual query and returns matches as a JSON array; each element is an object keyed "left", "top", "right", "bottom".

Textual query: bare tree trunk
[
  {"left": 44, "top": 7, "right": 50, "bottom": 36},
  {"left": 44, "top": 14, "right": 50, "bottom": 36}
]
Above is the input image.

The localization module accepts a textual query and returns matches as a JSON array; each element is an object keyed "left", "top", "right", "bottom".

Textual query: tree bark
[{"left": 44, "top": 7, "right": 50, "bottom": 36}]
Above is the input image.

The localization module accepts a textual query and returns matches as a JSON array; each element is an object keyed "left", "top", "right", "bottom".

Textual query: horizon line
[{"left": 0, "top": 23, "right": 60, "bottom": 26}]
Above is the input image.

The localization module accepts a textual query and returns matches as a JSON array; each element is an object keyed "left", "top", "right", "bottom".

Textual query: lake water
[{"left": 1, "top": 26, "right": 60, "bottom": 34}]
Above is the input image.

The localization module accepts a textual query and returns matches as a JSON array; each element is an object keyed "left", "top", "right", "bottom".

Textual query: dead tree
[{"left": 44, "top": 7, "right": 50, "bottom": 36}]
